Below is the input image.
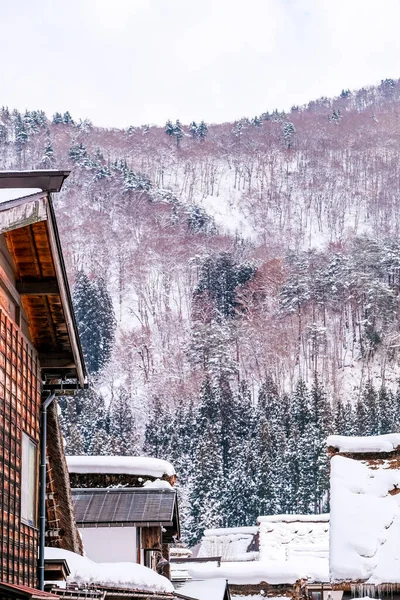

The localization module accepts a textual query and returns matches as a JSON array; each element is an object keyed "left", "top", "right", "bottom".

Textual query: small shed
[{"left": 70, "top": 485, "right": 180, "bottom": 577}]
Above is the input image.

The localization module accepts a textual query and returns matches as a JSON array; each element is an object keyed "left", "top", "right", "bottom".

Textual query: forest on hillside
[{"left": 2, "top": 78, "right": 400, "bottom": 539}]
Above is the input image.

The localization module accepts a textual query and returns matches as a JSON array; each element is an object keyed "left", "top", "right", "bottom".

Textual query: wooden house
[
  {"left": 66, "top": 456, "right": 180, "bottom": 579},
  {"left": 328, "top": 433, "right": 400, "bottom": 599},
  {"left": 0, "top": 171, "right": 86, "bottom": 595}
]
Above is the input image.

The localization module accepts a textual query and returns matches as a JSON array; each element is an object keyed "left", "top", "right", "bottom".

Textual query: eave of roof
[
  {"left": 0, "top": 171, "right": 86, "bottom": 386},
  {"left": 0, "top": 581, "right": 59, "bottom": 599},
  {"left": 0, "top": 170, "right": 70, "bottom": 192}
]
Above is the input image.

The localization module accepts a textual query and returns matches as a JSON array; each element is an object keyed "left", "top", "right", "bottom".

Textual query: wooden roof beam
[
  {"left": 17, "top": 279, "right": 59, "bottom": 295},
  {"left": 39, "top": 352, "right": 75, "bottom": 368}
]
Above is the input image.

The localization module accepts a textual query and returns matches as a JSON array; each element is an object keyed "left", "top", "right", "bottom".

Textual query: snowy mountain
[{"left": 3, "top": 78, "right": 400, "bottom": 538}]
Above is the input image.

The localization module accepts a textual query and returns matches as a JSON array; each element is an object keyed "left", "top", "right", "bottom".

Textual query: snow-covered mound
[
  {"left": 45, "top": 547, "right": 174, "bottom": 593},
  {"left": 198, "top": 526, "right": 259, "bottom": 562},
  {"left": 187, "top": 558, "right": 329, "bottom": 585},
  {"left": 258, "top": 515, "right": 329, "bottom": 563},
  {"left": 330, "top": 454, "right": 400, "bottom": 584},
  {"left": 327, "top": 433, "right": 400, "bottom": 453},
  {"left": 66, "top": 455, "right": 175, "bottom": 477}
]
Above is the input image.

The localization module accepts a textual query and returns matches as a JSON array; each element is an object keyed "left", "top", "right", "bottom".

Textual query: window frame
[{"left": 20, "top": 431, "right": 38, "bottom": 527}]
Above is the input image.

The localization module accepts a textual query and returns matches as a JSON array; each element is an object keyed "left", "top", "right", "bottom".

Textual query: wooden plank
[
  {"left": 16, "top": 280, "right": 59, "bottom": 296},
  {"left": 141, "top": 526, "right": 162, "bottom": 550}
]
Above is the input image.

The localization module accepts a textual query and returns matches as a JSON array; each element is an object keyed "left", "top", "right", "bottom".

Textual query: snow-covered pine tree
[
  {"left": 109, "top": 388, "right": 140, "bottom": 455},
  {"left": 72, "top": 272, "right": 116, "bottom": 375}
]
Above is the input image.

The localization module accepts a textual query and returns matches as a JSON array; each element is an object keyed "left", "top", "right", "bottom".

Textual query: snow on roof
[
  {"left": 44, "top": 547, "right": 174, "bottom": 593},
  {"left": 0, "top": 188, "right": 41, "bottom": 203},
  {"left": 259, "top": 515, "right": 329, "bottom": 565},
  {"left": 258, "top": 515, "right": 329, "bottom": 523},
  {"left": 330, "top": 454, "right": 400, "bottom": 584},
  {"left": 187, "top": 558, "right": 329, "bottom": 586},
  {"left": 327, "top": 433, "right": 400, "bottom": 453},
  {"left": 66, "top": 455, "right": 175, "bottom": 477},
  {"left": 198, "top": 526, "right": 259, "bottom": 562},
  {"left": 176, "top": 578, "right": 228, "bottom": 600},
  {"left": 143, "top": 478, "right": 173, "bottom": 489}
]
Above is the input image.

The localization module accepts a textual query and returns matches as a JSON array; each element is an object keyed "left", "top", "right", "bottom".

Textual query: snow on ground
[
  {"left": 258, "top": 515, "right": 329, "bottom": 563},
  {"left": 231, "top": 597, "right": 287, "bottom": 600},
  {"left": 187, "top": 558, "right": 329, "bottom": 586},
  {"left": 330, "top": 454, "right": 400, "bottom": 584},
  {"left": 198, "top": 526, "right": 259, "bottom": 562},
  {"left": 327, "top": 434, "right": 400, "bottom": 453},
  {"left": 45, "top": 547, "right": 174, "bottom": 593},
  {"left": 66, "top": 455, "right": 175, "bottom": 477},
  {"left": 176, "top": 578, "right": 228, "bottom": 600}
]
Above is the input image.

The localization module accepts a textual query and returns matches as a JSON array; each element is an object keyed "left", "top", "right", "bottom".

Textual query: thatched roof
[{"left": 46, "top": 400, "right": 83, "bottom": 555}]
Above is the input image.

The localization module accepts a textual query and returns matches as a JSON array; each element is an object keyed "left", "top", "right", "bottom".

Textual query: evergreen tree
[
  {"left": 52, "top": 112, "right": 63, "bottom": 124},
  {"left": 109, "top": 388, "right": 140, "bottom": 455},
  {"left": 41, "top": 141, "right": 55, "bottom": 166},
  {"left": 189, "top": 121, "right": 198, "bottom": 138},
  {"left": 72, "top": 271, "right": 116, "bottom": 375},
  {"left": 63, "top": 111, "right": 74, "bottom": 125},
  {"left": 187, "top": 419, "right": 225, "bottom": 544},
  {"left": 144, "top": 397, "right": 175, "bottom": 459},
  {"left": 195, "top": 253, "right": 256, "bottom": 318},
  {"left": 197, "top": 120, "right": 208, "bottom": 141}
]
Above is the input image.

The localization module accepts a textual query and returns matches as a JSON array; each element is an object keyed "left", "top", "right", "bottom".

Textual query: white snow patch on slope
[
  {"left": 45, "top": 547, "right": 174, "bottom": 593},
  {"left": 327, "top": 434, "right": 400, "bottom": 453},
  {"left": 66, "top": 455, "right": 175, "bottom": 477},
  {"left": 330, "top": 454, "right": 400, "bottom": 584}
]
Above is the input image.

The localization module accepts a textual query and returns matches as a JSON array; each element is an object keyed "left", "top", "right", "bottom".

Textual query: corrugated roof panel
[{"left": 72, "top": 488, "right": 176, "bottom": 525}]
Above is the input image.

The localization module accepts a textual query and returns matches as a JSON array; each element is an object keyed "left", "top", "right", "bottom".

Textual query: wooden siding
[{"left": 0, "top": 307, "right": 41, "bottom": 587}]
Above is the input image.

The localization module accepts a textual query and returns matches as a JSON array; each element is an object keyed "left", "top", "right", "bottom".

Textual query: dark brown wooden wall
[{"left": 0, "top": 307, "right": 40, "bottom": 587}]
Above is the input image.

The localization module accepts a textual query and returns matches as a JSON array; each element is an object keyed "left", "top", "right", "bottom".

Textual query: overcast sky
[{"left": 2, "top": 0, "right": 400, "bottom": 128}]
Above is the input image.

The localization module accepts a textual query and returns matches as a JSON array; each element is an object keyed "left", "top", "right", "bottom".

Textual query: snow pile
[
  {"left": 143, "top": 478, "right": 173, "bottom": 489},
  {"left": 187, "top": 558, "right": 329, "bottom": 585},
  {"left": 44, "top": 547, "right": 174, "bottom": 593},
  {"left": 330, "top": 454, "right": 400, "bottom": 584},
  {"left": 259, "top": 515, "right": 329, "bottom": 563},
  {"left": 327, "top": 434, "right": 400, "bottom": 453},
  {"left": 177, "top": 578, "right": 228, "bottom": 600},
  {"left": 66, "top": 455, "right": 175, "bottom": 477},
  {"left": 198, "top": 526, "right": 259, "bottom": 562}
]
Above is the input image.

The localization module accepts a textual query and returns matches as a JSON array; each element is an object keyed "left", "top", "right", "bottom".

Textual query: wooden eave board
[{"left": 3, "top": 221, "right": 76, "bottom": 364}]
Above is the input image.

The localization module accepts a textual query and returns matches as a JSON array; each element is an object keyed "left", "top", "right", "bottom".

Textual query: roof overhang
[
  {"left": 0, "top": 172, "right": 86, "bottom": 387},
  {"left": 0, "top": 170, "right": 70, "bottom": 192},
  {"left": 71, "top": 488, "right": 180, "bottom": 536},
  {"left": 0, "top": 581, "right": 59, "bottom": 599}
]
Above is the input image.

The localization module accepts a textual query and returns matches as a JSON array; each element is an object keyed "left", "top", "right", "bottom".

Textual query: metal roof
[
  {"left": 0, "top": 581, "right": 59, "bottom": 599},
  {"left": 72, "top": 488, "right": 177, "bottom": 526},
  {"left": 0, "top": 170, "right": 70, "bottom": 192}
]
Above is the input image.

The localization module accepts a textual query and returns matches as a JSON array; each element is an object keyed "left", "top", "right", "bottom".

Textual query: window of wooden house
[{"left": 21, "top": 432, "right": 37, "bottom": 526}]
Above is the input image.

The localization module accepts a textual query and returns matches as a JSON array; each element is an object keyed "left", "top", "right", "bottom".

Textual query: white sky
[{"left": 2, "top": 0, "right": 400, "bottom": 128}]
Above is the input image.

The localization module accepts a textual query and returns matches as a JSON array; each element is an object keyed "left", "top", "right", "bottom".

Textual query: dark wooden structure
[{"left": 0, "top": 172, "right": 86, "bottom": 590}]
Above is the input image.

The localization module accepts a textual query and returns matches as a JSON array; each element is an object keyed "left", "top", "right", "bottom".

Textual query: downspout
[{"left": 38, "top": 393, "right": 55, "bottom": 591}]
